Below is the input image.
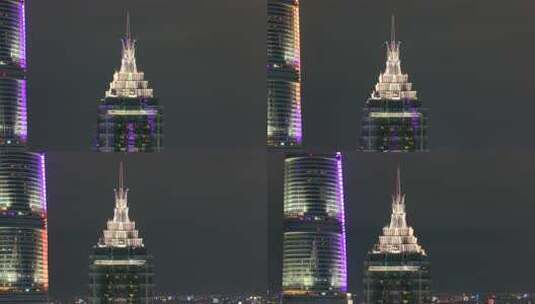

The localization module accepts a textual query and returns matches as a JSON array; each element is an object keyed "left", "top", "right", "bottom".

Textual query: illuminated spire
[
  {"left": 126, "top": 11, "right": 132, "bottom": 42},
  {"left": 389, "top": 166, "right": 407, "bottom": 230},
  {"left": 100, "top": 162, "right": 144, "bottom": 248},
  {"left": 390, "top": 15, "right": 396, "bottom": 44},
  {"left": 374, "top": 167, "right": 425, "bottom": 254},
  {"left": 120, "top": 12, "right": 137, "bottom": 74},
  {"left": 113, "top": 161, "right": 128, "bottom": 222},
  {"left": 371, "top": 16, "right": 417, "bottom": 101},
  {"left": 105, "top": 13, "right": 153, "bottom": 98}
]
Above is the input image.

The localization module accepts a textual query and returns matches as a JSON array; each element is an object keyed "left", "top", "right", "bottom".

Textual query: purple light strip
[
  {"left": 336, "top": 152, "right": 348, "bottom": 292},
  {"left": 148, "top": 114, "right": 156, "bottom": 139},
  {"left": 127, "top": 123, "right": 135, "bottom": 151},
  {"left": 294, "top": 106, "right": 303, "bottom": 144},
  {"left": 17, "top": 1, "right": 28, "bottom": 141},
  {"left": 40, "top": 153, "right": 47, "bottom": 213},
  {"left": 19, "top": 80, "right": 28, "bottom": 142},
  {"left": 19, "top": 0, "right": 27, "bottom": 69},
  {"left": 292, "top": 1, "right": 302, "bottom": 144}
]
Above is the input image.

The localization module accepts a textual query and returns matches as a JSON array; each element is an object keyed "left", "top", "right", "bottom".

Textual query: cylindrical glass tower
[
  {"left": 267, "top": 0, "right": 303, "bottom": 148},
  {"left": 0, "top": 1, "right": 48, "bottom": 303},
  {"left": 0, "top": 149, "right": 48, "bottom": 303},
  {"left": 0, "top": 0, "right": 27, "bottom": 145},
  {"left": 282, "top": 153, "right": 347, "bottom": 304}
]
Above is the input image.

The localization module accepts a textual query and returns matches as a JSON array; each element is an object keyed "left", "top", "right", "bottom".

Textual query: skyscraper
[
  {"left": 359, "top": 17, "right": 428, "bottom": 152},
  {"left": 94, "top": 14, "right": 163, "bottom": 152},
  {"left": 0, "top": 1, "right": 49, "bottom": 303},
  {"left": 282, "top": 153, "right": 347, "bottom": 304},
  {"left": 363, "top": 168, "right": 431, "bottom": 304},
  {"left": 267, "top": 0, "right": 303, "bottom": 148},
  {"left": 89, "top": 163, "right": 154, "bottom": 304}
]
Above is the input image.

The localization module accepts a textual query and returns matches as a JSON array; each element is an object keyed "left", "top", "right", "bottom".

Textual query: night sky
[{"left": 24, "top": 0, "right": 535, "bottom": 301}]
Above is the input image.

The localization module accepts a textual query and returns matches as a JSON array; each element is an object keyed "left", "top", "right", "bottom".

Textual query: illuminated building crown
[
  {"left": 373, "top": 167, "right": 425, "bottom": 254},
  {"left": 100, "top": 162, "right": 144, "bottom": 248},
  {"left": 105, "top": 13, "right": 154, "bottom": 99},
  {"left": 371, "top": 16, "right": 417, "bottom": 101}
]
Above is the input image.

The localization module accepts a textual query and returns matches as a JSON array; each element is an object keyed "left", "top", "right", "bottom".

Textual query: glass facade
[
  {"left": 267, "top": 0, "right": 303, "bottom": 148},
  {"left": 89, "top": 246, "right": 153, "bottom": 304},
  {"left": 363, "top": 168, "right": 431, "bottom": 304},
  {"left": 0, "top": 0, "right": 27, "bottom": 145},
  {"left": 89, "top": 164, "right": 154, "bottom": 304},
  {"left": 360, "top": 100, "right": 428, "bottom": 152},
  {"left": 282, "top": 154, "right": 347, "bottom": 304},
  {"left": 0, "top": 1, "right": 48, "bottom": 302},
  {"left": 0, "top": 150, "right": 48, "bottom": 303},
  {"left": 359, "top": 18, "right": 428, "bottom": 152},
  {"left": 94, "top": 16, "right": 163, "bottom": 152},
  {"left": 95, "top": 97, "right": 163, "bottom": 152},
  {"left": 364, "top": 253, "right": 431, "bottom": 304}
]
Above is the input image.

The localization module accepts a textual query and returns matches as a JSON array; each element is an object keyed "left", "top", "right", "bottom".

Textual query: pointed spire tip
[
  {"left": 390, "top": 14, "right": 396, "bottom": 43},
  {"left": 126, "top": 11, "right": 132, "bottom": 40},
  {"left": 118, "top": 161, "right": 125, "bottom": 190},
  {"left": 394, "top": 165, "right": 402, "bottom": 198}
]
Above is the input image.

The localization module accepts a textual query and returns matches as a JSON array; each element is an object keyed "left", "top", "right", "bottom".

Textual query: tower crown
[
  {"left": 100, "top": 162, "right": 144, "bottom": 248},
  {"left": 105, "top": 13, "right": 154, "bottom": 98},
  {"left": 373, "top": 167, "right": 425, "bottom": 254},
  {"left": 371, "top": 16, "right": 417, "bottom": 101}
]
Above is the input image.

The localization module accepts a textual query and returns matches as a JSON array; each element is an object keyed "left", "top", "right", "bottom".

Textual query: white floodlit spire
[
  {"left": 371, "top": 16, "right": 417, "bottom": 101},
  {"left": 120, "top": 12, "right": 137, "bottom": 74},
  {"left": 105, "top": 13, "right": 154, "bottom": 98},
  {"left": 100, "top": 162, "right": 144, "bottom": 248},
  {"left": 374, "top": 167, "right": 425, "bottom": 255}
]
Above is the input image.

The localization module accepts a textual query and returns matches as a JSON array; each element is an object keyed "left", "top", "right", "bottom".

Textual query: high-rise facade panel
[
  {"left": 359, "top": 18, "right": 428, "bottom": 152},
  {"left": 94, "top": 16, "right": 163, "bottom": 152},
  {"left": 267, "top": 0, "right": 303, "bottom": 148},
  {"left": 0, "top": 0, "right": 27, "bottom": 145},
  {"left": 89, "top": 164, "right": 154, "bottom": 304},
  {"left": 0, "top": 1, "right": 48, "bottom": 303},
  {"left": 282, "top": 154, "right": 347, "bottom": 304},
  {"left": 363, "top": 169, "right": 431, "bottom": 304}
]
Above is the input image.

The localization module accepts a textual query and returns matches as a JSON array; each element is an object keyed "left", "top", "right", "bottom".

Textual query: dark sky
[{"left": 24, "top": 0, "right": 535, "bottom": 301}]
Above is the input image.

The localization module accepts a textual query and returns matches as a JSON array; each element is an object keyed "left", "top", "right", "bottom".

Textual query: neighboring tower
[
  {"left": 94, "top": 14, "right": 163, "bottom": 152},
  {"left": 89, "top": 163, "right": 154, "bottom": 303},
  {"left": 0, "top": 1, "right": 49, "bottom": 303},
  {"left": 282, "top": 153, "right": 347, "bottom": 304},
  {"left": 359, "top": 17, "right": 428, "bottom": 152},
  {"left": 363, "top": 168, "right": 431, "bottom": 304},
  {"left": 267, "top": 0, "right": 303, "bottom": 148}
]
